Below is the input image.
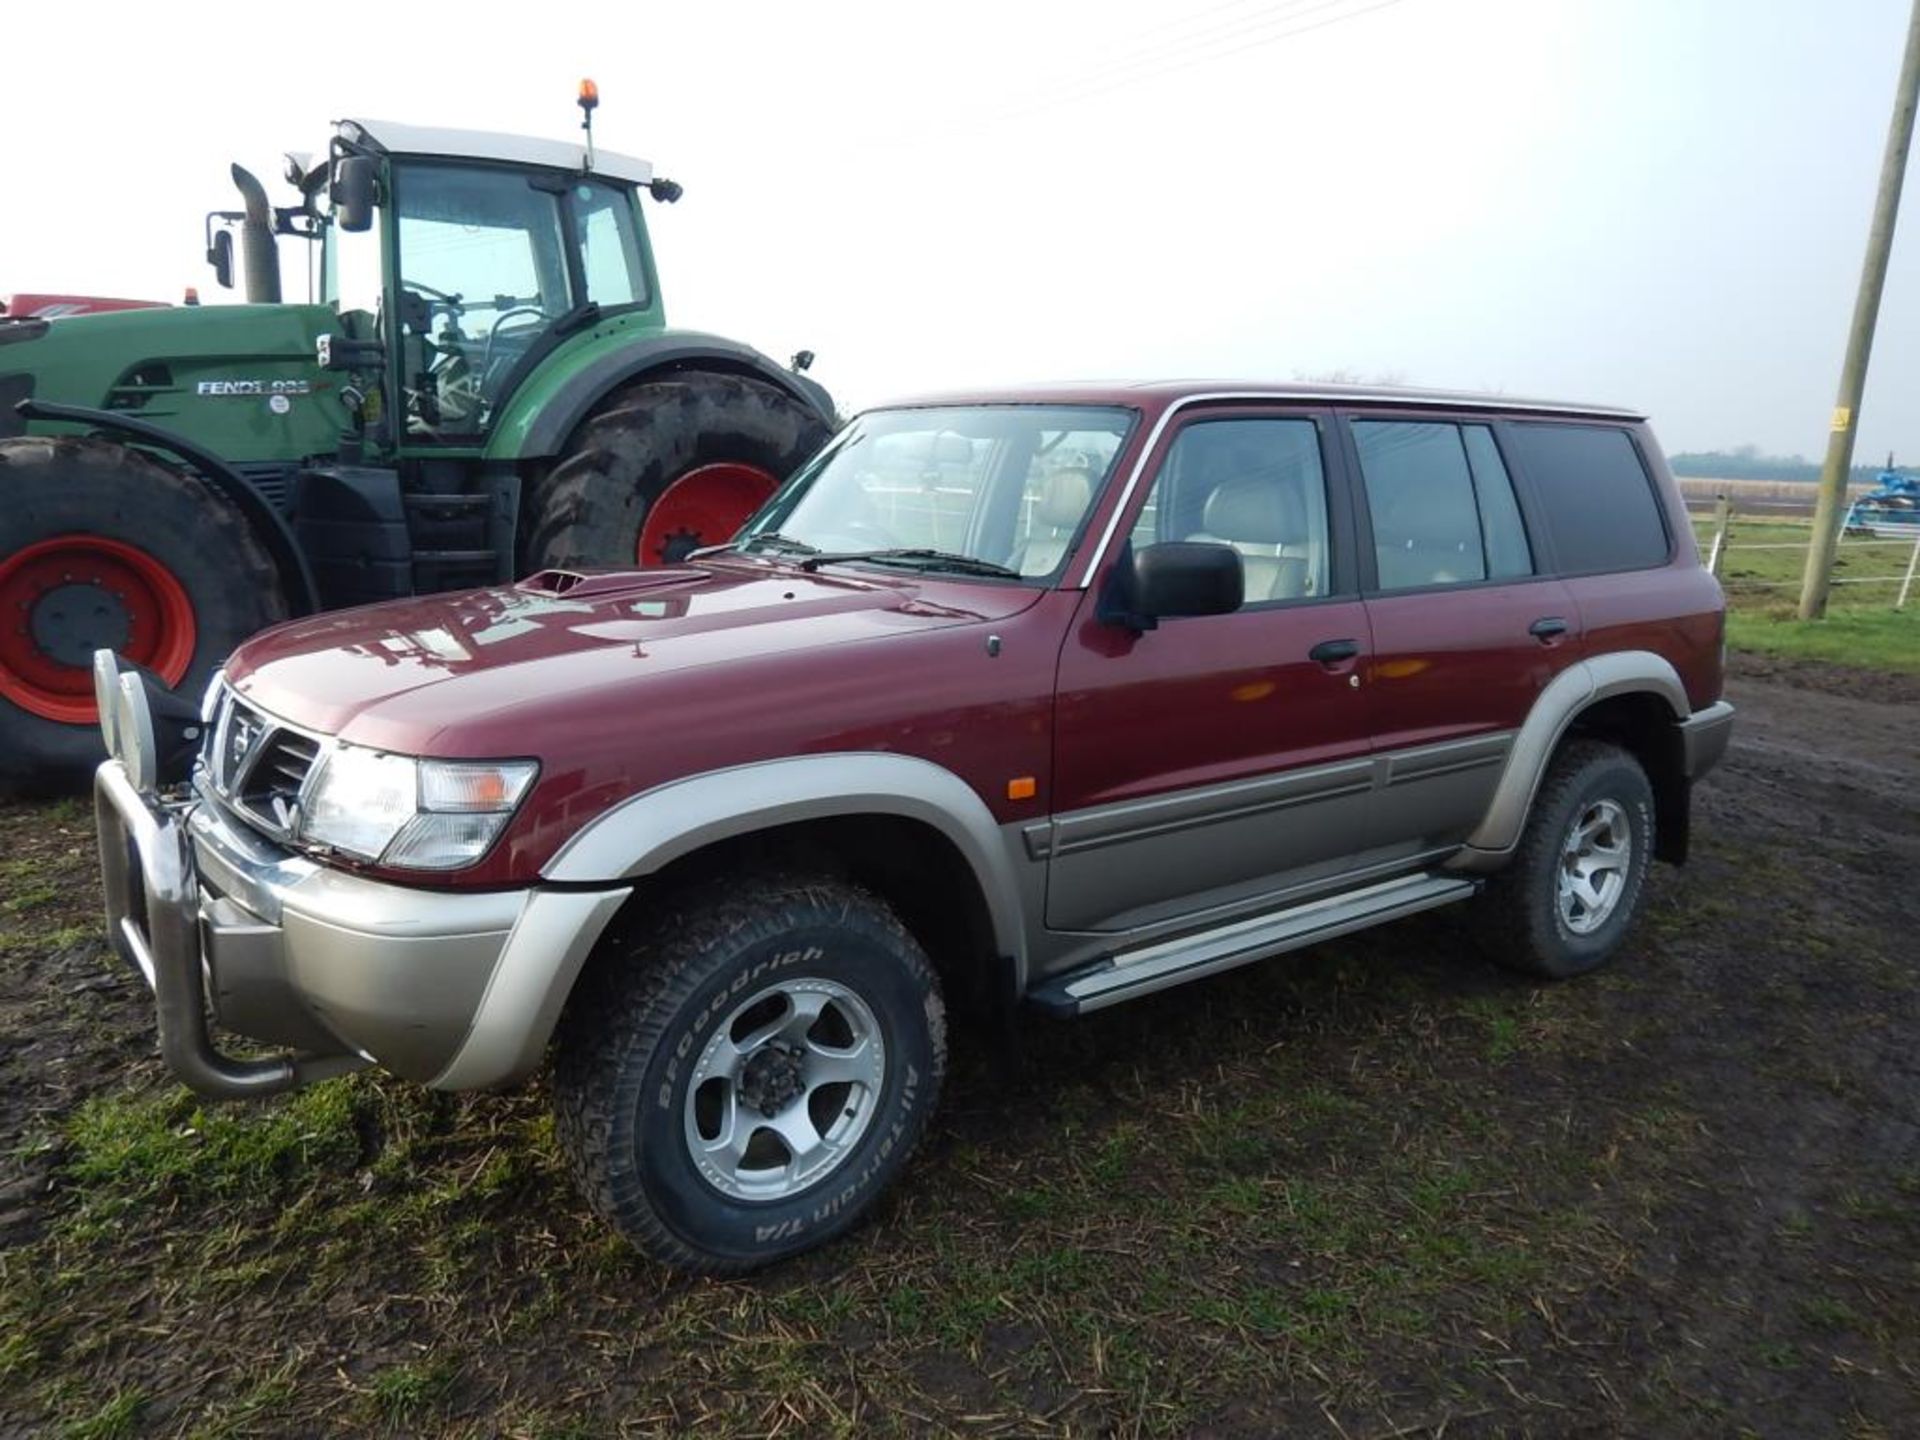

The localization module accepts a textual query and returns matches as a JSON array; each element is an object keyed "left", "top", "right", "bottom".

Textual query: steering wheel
[{"left": 483, "top": 306, "right": 548, "bottom": 376}]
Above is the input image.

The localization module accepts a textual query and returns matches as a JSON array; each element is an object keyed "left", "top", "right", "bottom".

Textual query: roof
[
  {"left": 870, "top": 379, "right": 1645, "bottom": 422},
  {"left": 336, "top": 118, "right": 654, "bottom": 186}
]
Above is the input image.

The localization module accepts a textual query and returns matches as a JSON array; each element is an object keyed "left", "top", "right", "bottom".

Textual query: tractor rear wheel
[
  {"left": 520, "top": 372, "right": 830, "bottom": 571},
  {"left": 0, "top": 438, "right": 288, "bottom": 795}
]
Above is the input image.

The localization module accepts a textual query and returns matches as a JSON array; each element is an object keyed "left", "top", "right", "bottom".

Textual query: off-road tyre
[
  {"left": 551, "top": 875, "right": 947, "bottom": 1275},
  {"left": 1469, "top": 739, "right": 1656, "bottom": 979},
  {"left": 520, "top": 372, "right": 830, "bottom": 571},
  {"left": 0, "top": 438, "right": 288, "bottom": 796}
]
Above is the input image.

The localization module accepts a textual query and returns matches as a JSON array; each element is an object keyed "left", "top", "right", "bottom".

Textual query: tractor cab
[
  {"left": 204, "top": 92, "right": 682, "bottom": 452},
  {"left": 313, "top": 114, "right": 674, "bottom": 444}
]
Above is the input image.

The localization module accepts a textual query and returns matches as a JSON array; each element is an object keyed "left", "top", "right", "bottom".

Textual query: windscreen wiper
[
  {"left": 797, "top": 548, "right": 1020, "bottom": 578},
  {"left": 721, "top": 531, "right": 819, "bottom": 558}
]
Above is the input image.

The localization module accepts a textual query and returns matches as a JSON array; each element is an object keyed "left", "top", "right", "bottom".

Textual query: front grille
[
  {"left": 203, "top": 687, "right": 324, "bottom": 837},
  {"left": 241, "top": 729, "right": 320, "bottom": 818}
]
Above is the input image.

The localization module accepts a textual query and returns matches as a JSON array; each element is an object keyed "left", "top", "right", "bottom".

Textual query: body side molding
[
  {"left": 1450, "top": 651, "right": 1688, "bottom": 869},
  {"left": 541, "top": 751, "right": 1030, "bottom": 973}
]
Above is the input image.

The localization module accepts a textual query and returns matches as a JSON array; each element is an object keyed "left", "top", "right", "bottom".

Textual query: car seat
[
  {"left": 1189, "top": 474, "right": 1314, "bottom": 600},
  {"left": 1013, "top": 467, "right": 1094, "bottom": 575}
]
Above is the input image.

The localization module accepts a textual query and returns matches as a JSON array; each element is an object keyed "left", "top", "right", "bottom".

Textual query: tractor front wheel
[
  {"left": 520, "top": 372, "right": 830, "bottom": 571},
  {"left": 0, "top": 438, "right": 288, "bottom": 795}
]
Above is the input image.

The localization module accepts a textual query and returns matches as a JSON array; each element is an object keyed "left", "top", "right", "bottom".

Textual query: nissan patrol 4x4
[{"left": 91, "top": 381, "right": 1733, "bottom": 1272}]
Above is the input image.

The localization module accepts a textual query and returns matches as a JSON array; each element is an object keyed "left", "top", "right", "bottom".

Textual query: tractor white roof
[{"left": 336, "top": 118, "right": 654, "bottom": 186}]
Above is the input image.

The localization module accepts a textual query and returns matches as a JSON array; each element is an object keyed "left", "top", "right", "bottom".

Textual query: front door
[{"left": 1046, "top": 408, "right": 1375, "bottom": 933}]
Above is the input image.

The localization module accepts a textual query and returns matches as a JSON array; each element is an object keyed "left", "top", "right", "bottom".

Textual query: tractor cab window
[
  {"left": 393, "top": 162, "right": 570, "bottom": 437},
  {"left": 574, "top": 180, "right": 649, "bottom": 307}
]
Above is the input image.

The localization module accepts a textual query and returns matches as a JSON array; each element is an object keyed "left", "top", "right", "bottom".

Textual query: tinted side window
[
  {"left": 1462, "top": 425, "right": 1533, "bottom": 579},
  {"left": 1353, "top": 422, "right": 1488, "bottom": 591},
  {"left": 1505, "top": 423, "right": 1669, "bottom": 573},
  {"left": 1134, "top": 418, "right": 1331, "bottom": 602}
]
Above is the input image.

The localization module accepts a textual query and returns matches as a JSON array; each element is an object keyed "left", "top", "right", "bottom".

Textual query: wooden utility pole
[{"left": 1799, "top": 0, "right": 1920, "bottom": 620}]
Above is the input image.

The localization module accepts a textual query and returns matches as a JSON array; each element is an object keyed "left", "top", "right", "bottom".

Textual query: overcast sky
[{"left": 4, "top": 0, "right": 1916, "bottom": 460}]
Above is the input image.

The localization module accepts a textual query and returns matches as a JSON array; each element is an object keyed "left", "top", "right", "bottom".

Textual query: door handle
[
  {"left": 1309, "top": 638, "right": 1361, "bottom": 665},
  {"left": 1528, "top": 617, "right": 1569, "bottom": 641}
]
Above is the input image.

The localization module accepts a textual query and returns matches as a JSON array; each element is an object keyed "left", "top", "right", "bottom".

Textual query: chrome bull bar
[{"left": 93, "top": 759, "right": 363, "bottom": 1101}]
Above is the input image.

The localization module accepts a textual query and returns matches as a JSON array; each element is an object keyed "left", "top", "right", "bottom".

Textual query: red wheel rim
[
  {"left": 637, "top": 462, "right": 779, "bottom": 566},
  {"left": 0, "top": 534, "right": 197, "bottom": 724}
]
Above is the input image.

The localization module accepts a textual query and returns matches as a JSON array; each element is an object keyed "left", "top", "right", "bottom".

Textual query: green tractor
[{"left": 0, "top": 85, "right": 832, "bottom": 792}]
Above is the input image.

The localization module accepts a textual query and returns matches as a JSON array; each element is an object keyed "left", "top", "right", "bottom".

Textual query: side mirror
[
  {"left": 206, "top": 229, "right": 235, "bottom": 289},
  {"left": 334, "top": 156, "right": 377, "bottom": 233},
  {"left": 1100, "top": 541, "right": 1243, "bottom": 632}
]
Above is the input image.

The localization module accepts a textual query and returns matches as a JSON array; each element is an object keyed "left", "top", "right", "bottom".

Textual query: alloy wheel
[{"left": 682, "top": 977, "right": 886, "bottom": 1202}]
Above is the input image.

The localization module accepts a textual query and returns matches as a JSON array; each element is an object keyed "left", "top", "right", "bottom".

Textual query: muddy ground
[{"left": 0, "top": 654, "right": 1915, "bottom": 1438}]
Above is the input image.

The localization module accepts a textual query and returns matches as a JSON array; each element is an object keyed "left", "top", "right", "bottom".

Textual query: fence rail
[{"left": 1693, "top": 497, "right": 1920, "bottom": 609}]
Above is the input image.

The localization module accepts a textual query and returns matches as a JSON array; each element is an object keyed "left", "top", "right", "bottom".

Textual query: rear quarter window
[{"left": 1505, "top": 423, "right": 1670, "bottom": 574}]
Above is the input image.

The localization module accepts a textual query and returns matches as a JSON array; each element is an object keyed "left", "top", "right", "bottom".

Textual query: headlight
[
  {"left": 298, "top": 748, "right": 537, "bottom": 870},
  {"left": 93, "top": 651, "right": 124, "bottom": 758},
  {"left": 387, "top": 760, "right": 540, "bottom": 869},
  {"left": 300, "top": 747, "right": 418, "bottom": 859},
  {"left": 113, "top": 672, "right": 158, "bottom": 793}
]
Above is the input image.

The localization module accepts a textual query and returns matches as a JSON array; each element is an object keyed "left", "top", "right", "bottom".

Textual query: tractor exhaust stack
[{"left": 229, "top": 165, "right": 282, "bottom": 304}]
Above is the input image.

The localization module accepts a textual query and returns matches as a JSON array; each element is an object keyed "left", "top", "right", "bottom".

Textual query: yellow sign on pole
[{"left": 1832, "top": 406, "right": 1853, "bottom": 431}]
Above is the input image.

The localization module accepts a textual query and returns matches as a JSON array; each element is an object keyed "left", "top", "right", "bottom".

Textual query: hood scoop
[{"left": 518, "top": 567, "right": 706, "bottom": 598}]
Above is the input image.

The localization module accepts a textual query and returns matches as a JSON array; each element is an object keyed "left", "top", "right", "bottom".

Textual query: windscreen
[{"left": 741, "top": 405, "right": 1136, "bottom": 580}]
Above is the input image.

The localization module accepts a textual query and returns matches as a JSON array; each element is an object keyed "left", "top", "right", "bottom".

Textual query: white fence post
[{"left": 1898, "top": 527, "right": 1920, "bottom": 610}]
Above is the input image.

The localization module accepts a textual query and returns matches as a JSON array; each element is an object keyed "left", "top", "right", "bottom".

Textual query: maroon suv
[{"left": 92, "top": 380, "right": 1733, "bottom": 1272}]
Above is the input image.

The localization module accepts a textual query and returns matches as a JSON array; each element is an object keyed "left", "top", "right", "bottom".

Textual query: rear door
[
  {"left": 1341, "top": 412, "right": 1582, "bottom": 861},
  {"left": 1499, "top": 419, "right": 1716, "bottom": 687},
  {"left": 1045, "top": 407, "right": 1376, "bottom": 933}
]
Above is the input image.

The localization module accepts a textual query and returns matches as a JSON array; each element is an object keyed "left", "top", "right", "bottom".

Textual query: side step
[{"left": 1028, "top": 872, "right": 1480, "bottom": 1017}]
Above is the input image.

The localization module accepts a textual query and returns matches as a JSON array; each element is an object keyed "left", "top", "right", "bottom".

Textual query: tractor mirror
[
  {"left": 335, "top": 156, "right": 377, "bottom": 233},
  {"left": 207, "top": 229, "right": 235, "bottom": 290}
]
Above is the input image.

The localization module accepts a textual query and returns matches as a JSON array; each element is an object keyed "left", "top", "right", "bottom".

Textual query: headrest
[
  {"left": 1202, "top": 475, "right": 1306, "bottom": 544},
  {"left": 1037, "top": 467, "right": 1093, "bottom": 529}
]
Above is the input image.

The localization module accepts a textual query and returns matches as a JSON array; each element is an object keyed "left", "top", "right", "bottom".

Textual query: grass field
[
  {"left": 1693, "top": 514, "right": 1920, "bottom": 673},
  {"left": 4, "top": 659, "right": 1919, "bottom": 1436},
  {"left": 0, "top": 519, "right": 1914, "bottom": 1436}
]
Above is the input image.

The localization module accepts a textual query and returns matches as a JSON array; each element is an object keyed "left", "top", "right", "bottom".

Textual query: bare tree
[{"left": 1291, "top": 366, "right": 1410, "bottom": 387}]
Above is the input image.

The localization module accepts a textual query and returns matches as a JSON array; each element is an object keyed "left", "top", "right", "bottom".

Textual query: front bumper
[{"left": 94, "top": 760, "right": 628, "bottom": 1100}]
